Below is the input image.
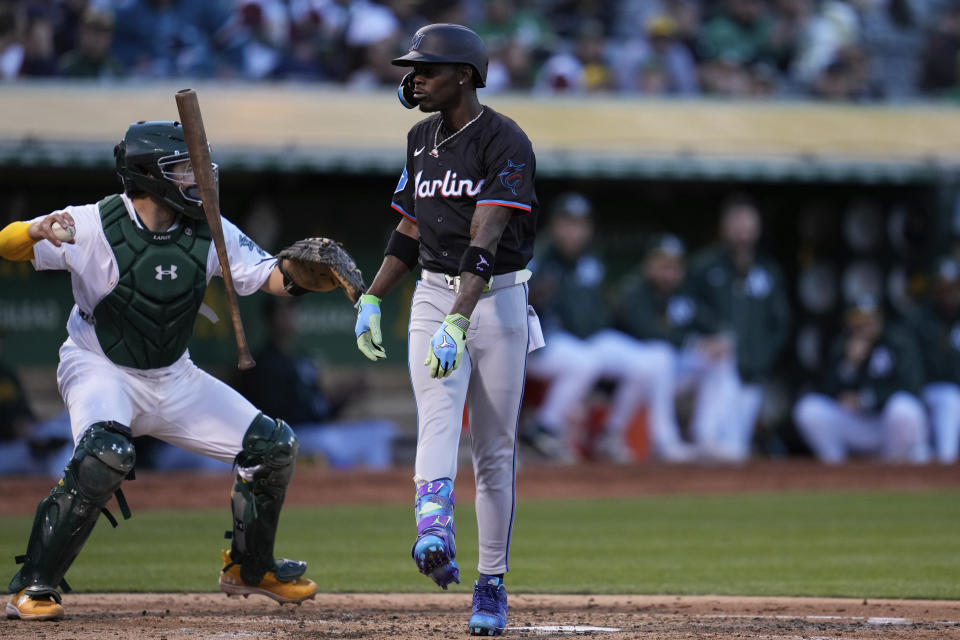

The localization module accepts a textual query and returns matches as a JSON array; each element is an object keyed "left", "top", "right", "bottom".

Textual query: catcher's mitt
[{"left": 275, "top": 237, "right": 366, "bottom": 303}]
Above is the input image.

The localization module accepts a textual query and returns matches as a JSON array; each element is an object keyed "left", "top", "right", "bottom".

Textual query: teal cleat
[{"left": 468, "top": 575, "right": 508, "bottom": 636}]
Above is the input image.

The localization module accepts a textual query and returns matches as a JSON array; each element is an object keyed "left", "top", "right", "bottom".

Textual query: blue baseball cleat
[
  {"left": 469, "top": 575, "right": 508, "bottom": 636},
  {"left": 411, "top": 478, "right": 460, "bottom": 589}
]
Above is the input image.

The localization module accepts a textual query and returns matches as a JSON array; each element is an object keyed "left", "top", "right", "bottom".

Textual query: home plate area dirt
[{"left": 3, "top": 593, "right": 959, "bottom": 639}]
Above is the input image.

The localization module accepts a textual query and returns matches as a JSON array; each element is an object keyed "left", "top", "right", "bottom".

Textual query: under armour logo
[
  {"left": 155, "top": 265, "right": 178, "bottom": 280},
  {"left": 438, "top": 334, "right": 455, "bottom": 349},
  {"left": 476, "top": 255, "right": 490, "bottom": 271}
]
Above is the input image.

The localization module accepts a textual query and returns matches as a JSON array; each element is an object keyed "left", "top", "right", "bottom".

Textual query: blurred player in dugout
[
  {"left": 616, "top": 233, "right": 740, "bottom": 461},
  {"left": 524, "top": 193, "right": 686, "bottom": 462},
  {"left": 903, "top": 256, "right": 960, "bottom": 464},
  {"left": 686, "top": 194, "right": 792, "bottom": 462},
  {"left": 793, "top": 296, "right": 930, "bottom": 464}
]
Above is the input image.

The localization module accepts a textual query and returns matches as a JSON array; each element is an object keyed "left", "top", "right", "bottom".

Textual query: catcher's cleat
[
  {"left": 412, "top": 478, "right": 460, "bottom": 589},
  {"left": 468, "top": 575, "right": 508, "bottom": 636},
  {"left": 6, "top": 587, "right": 64, "bottom": 621},
  {"left": 218, "top": 550, "right": 317, "bottom": 605}
]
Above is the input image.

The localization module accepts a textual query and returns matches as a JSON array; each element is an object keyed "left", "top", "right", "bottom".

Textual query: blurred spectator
[
  {"left": 19, "top": 6, "right": 58, "bottom": 77},
  {"left": 617, "top": 0, "right": 702, "bottom": 54},
  {"left": 857, "top": 0, "right": 925, "bottom": 100},
  {"left": 535, "top": 19, "right": 614, "bottom": 94},
  {"left": 337, "top": 0, "right": 401, "bottom": 83},
  {"left": 793, "top": 296, "right": 929, "bottom": 464},
  {"left": 699, "top": 0, "right": 775, "bottom": 70},
  {"left": 0, "top": 2, "right": 23, "bottom": 80},
  {"left": 791, "top": 0, "right": 859, "bottom": 87},
  {"left": 58, "top": 8, "right": 124, "bottom": 79},
  {"left": 229, "top": 0, "right": 290, "bottom": 80},
  {"left": 614, "top": 14, "right": 699, "bottom": 95},
  {"left": 476, "top": 0, "right": 551, "bottom": 90},
  {"left": 236, "top": 297, "right": 397, "bottom": 469},
  {"left": 687, "top": 194, "right": 792, "bottom": 461},
  {"left": 920, "top": 1, "right": 960, "bottom": 98},
  {"left": 616, "top": 234, "right": 738, "bottom": 461},
  {"left": 906, "top": 257, "right": 960, "bottom": 464},
  {"left": 525, "top": 193, "right": 672, "bottom": 463},
  {"left": 547, "top": 0, "right": 616, "bottom": 42},
  {"left": 813, "top": 45, "right": 877, "bottom": 101},
  {"left": 111, "top": 0, "right": 234, "bottom": 78}
]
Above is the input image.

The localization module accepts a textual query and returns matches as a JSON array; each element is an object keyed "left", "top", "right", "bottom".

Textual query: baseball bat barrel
[{"left": 175, "top": 88, "right": 256, "bottom": 370}]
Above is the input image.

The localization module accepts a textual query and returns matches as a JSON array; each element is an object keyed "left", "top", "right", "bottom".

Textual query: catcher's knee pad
[
  {"left": 229, "top": 414, "right": 301, "bottom": 585},
  {"left": 9, "top": 421, "right": 135, "bottom": 595}
]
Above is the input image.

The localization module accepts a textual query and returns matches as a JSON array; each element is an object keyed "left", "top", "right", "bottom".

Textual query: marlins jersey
[{"left": 391, "top": 107, "right": 538, "bottom": 275}]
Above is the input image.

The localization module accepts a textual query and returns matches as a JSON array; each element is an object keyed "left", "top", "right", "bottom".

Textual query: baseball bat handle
[{"left": 175, "top": 88, "right": 255, "bottom": 370}]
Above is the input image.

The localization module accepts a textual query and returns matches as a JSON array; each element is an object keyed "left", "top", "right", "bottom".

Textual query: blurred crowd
[
  {"left": 521, "top": 191, "right": 960, "bottom": 466},
  {"left": 0, "top": 0, "right": 958, "bottom": 100}
]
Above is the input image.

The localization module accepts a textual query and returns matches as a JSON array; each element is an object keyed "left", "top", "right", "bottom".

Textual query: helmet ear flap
[{"left": 398, "top": 71, "right": 418, "bottom": 109}]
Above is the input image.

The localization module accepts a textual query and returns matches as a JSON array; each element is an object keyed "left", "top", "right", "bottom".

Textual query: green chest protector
[{"left": 92, "top": 195, "right": 212, "bottom": 369}]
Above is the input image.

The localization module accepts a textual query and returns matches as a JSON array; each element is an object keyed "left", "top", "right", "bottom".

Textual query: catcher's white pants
[
  {"left": 793, "top": 391, "right": 929, "bottom": 464},
  {"left": 409, "top": 277, "right": 536, "bottom": 575},
  {"left": 922, "top": 382, "right": 960, "bottom": 464},
  {"left": 57, "top": 338, "right": 260, "bottom": 462}
]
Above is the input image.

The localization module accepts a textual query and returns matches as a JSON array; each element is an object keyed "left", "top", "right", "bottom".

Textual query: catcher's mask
[
  {"left": 114, "top": 120, "right": 217, "bottom": 221},
  {"left": 392, "top": 23, "right": 488, "bottom": 109}
]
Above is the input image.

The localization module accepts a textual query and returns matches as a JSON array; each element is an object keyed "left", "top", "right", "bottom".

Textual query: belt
[{"left": 422, "top": 269, "right": 532, "bottom": 294}]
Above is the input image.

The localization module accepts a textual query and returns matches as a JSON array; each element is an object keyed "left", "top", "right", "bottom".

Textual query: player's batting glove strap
[
  {"left": 275, "top": 237, "right": 367, "bottom": 303},
  {"left": 355, "top": 294, "right": 386, "bottom": 362},
  {"left": 425, "top": 314, "right": 469, "bottom": 379}
]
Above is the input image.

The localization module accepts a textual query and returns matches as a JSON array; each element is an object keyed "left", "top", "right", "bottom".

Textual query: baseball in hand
[{"left": 51, "top": 221, "right": 76, "bottom": 242}]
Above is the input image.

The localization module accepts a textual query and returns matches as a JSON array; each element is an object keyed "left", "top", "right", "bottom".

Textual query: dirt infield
[
  {"left": 3, "top": 459, "right": 960, "bottom": 516},
  {"left": 3, "top": 460, "right": 959, "bottom": 639},
  {"left": 3, "top": 593, "right": 959, "bottom": 639}
]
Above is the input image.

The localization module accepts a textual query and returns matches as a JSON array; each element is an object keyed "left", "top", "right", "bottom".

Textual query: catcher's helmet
[
  {"left": 114, "top": 120, "right": 215, "bottom": 221},
  {"left": 393, "top": 23, "right": 488, "bottom": 88}
]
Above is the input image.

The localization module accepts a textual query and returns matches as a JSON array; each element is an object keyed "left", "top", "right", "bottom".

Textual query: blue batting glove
[
  {"left": 425, "top": 314, "right": 469, "bottom": 378},
  {"left": 355, "top": 293, "right": 386, "bottom": 361}
]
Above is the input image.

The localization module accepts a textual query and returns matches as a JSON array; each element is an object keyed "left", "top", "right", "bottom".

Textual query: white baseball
[{"left": 51, "top": 221, "right": 76, "bottom": 242}]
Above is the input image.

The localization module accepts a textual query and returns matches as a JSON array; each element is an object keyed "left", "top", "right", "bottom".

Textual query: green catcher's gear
[
  {"left": 228, "top": 414, "right": 304, "bottom": 586},
  {"left": 92, "top": 194, "right": 212, "bottom": 369},
  {"left": 114, "top": 120, "right": 215, "bottom": 221},
  {"left": 9, "top": 422, "right": 135, "bottom": 596}
]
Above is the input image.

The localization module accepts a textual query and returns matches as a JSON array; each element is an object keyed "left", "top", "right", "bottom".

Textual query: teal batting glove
[
  {"left": 355, "top": 293, "right": 386, "bottom": 362},
  {"left": 425, "top": 314, "right": 469, "bottom": 378}
]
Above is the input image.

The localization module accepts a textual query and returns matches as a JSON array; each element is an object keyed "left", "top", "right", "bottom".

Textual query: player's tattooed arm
[
  {"left": 449, "top": 204, "right": 512, "bottom": 318},
  {"left": 367, "top": 217, "right": 420, "bottom": 298}
]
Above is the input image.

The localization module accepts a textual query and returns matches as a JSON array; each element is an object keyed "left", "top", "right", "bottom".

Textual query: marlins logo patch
[{"left": 498, "top": 159, "right": 525, "bottom": 196}]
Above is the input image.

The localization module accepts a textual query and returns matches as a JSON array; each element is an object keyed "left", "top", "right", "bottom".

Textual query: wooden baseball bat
[{"left": 175, "top": 88, "right": 255, "bottom": 370}]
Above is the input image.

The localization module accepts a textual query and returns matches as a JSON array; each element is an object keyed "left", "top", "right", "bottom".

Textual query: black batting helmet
[{"left": 392, "top": 23, "right": 488, "bottom": 88}]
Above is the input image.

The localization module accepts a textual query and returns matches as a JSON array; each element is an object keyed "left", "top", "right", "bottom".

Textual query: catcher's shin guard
[
  {"left": 227, "top": 414, "right": 306, "bottom": 587},
  {"left": 8, "top": 422, "right": 135, "bottom": 598},
  {"left": 412, "top": 477, "right": 460, "bottom": 589}
]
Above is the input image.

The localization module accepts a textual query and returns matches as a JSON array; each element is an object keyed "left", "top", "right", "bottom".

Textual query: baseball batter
[
  {"left": 354, "top": 24, "right": 541, "bottom": 637},
  {"left": 0, "top": 121, "right": 317, "bottom": 621}
]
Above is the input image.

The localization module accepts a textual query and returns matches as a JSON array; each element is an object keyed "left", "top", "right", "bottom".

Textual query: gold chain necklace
[{"left": 430, "top": 108, "right": 485, "bottom": 158}]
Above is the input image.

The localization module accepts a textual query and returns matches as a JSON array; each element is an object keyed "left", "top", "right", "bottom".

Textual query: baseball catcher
[
  {"left": 275, "top": 237, "right": 366, "bottom": 303},
  {"left": 0, "top": 120, "right": 362, "bottom": 621}
]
